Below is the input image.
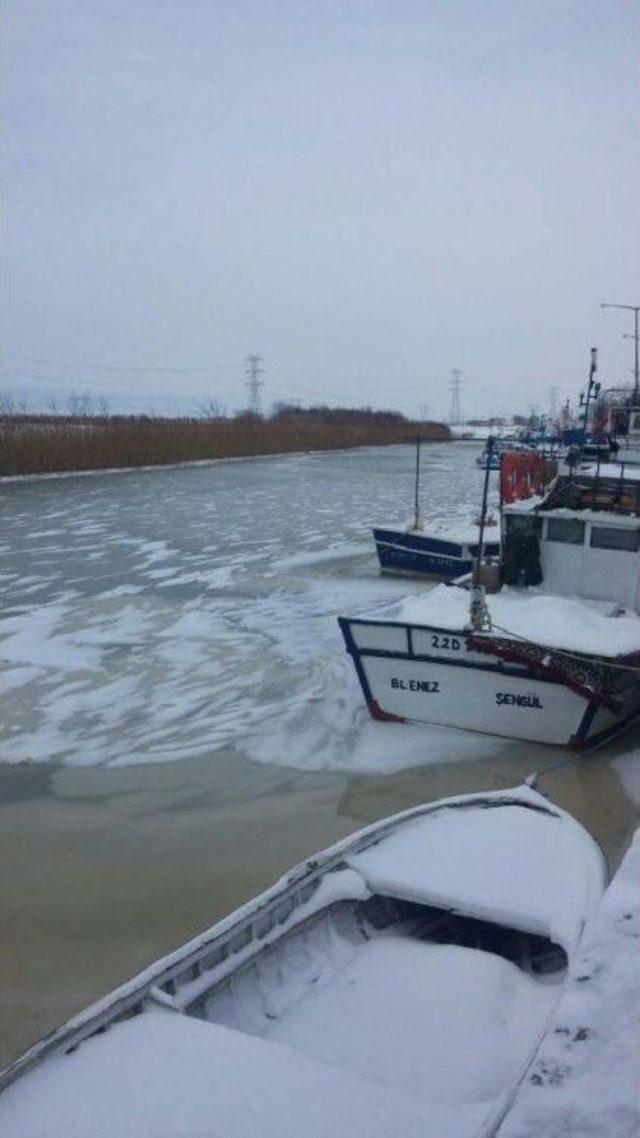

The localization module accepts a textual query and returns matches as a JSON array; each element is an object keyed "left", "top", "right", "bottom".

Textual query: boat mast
[
  {"left": 470, "top": 435, "right": 494, "bottom": 631},
  {"left": 578, "top": 347, "right": 600, "bottom": 461},
  {"left": 411, "top": 436, "right": 424, "bottom": 530}
]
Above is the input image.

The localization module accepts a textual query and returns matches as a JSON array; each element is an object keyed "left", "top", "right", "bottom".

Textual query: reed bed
[{"left": 0, "top": 413, "right": 450, "bottom": 477}]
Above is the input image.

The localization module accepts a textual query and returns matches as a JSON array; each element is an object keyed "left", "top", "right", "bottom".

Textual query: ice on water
[{"left": 2, "top": 445, "right": 498, "bottom": 771}]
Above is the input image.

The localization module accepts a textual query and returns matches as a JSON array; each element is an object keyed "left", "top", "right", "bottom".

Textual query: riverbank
[
  {"left": 500, "top": 825, "right": 640, "bottom": 1138},
  {"left": 0, "top": 412, "right": 449, "bottom": 476}
]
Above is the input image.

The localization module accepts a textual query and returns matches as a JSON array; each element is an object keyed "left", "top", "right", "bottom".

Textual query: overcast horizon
[{"left": 3, "top": 0, "right": 639, "bottom": 421}]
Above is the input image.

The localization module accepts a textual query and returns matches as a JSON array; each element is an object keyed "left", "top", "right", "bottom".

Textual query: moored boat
[
  {"left": 343, "top": 396, "right": 640, "bottom": 748},
  {"left": 1, "top": 786, "right": 607, "bottom": 1138},
  {"left": 338, "top": 585, "right": 640, "bottom": 746},
  {"left": 372, "top": 435, "right": 500, "bottom": 580},
  {"left": 373, "top": 516, "right": 501, "bottom": 579}
]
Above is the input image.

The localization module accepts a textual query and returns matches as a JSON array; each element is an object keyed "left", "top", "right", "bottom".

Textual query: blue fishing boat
[
  {"left": 373, "top": 518, "right": 500, "bottom": 578},
  {"left": 373, "top": 436, "right": 500, "bottom": 578}
]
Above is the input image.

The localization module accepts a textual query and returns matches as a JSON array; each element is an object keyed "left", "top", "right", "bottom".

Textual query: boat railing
[{"left": 544, "top": 467, "right": 640, "bottom": 516}]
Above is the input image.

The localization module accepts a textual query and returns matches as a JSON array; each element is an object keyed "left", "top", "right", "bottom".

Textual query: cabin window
[
  {"left": 545, "top": 518, "right": 585, "bottom": 545},
  {"left": 632, "top": 414, "right": 640, "bottom": 430},
  {"left": 590, "top": 526, "right": 640, "bottom": 552}
]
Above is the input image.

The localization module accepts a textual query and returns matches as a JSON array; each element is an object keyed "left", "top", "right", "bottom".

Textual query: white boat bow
[{"left": 1, "top": 787, "right": 606, "bottom": 1138}]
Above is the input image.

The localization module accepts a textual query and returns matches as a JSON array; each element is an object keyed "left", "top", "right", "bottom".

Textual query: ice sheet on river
[{"left": 1, "top": 447, "right": 507, "bottom": 770}]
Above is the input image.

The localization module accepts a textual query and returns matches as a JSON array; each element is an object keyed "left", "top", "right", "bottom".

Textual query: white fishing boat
[
  {"left": 342, "top": 420, "right": 640, "bottom": 747},
  {"left": 339, "top": 584, "right": 640, "bottom": 745},
  {"left": 1, "top": 786, "right": 607, "bottom": 1138}
]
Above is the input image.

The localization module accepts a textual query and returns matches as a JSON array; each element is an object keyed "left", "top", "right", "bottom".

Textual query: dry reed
[{"left": 0, "top": 413, "right": 451, "bottom": 477}]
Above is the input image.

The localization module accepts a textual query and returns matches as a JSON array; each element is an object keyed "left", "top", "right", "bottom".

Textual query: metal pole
[
  {"left": 628, "top": 309, "right": 633, "bottom": 402},
  {"left": 475, "top": 435, "right": 494, "bottom": 581},
  {"left": 414, "top": 437, "right": 421, "bottom": 527},
  {"left": 579, "top": 347, "right": 598, "bottom": 465},
  {"left": 601, "top": 303, "right": 640, "bottom": 401}
]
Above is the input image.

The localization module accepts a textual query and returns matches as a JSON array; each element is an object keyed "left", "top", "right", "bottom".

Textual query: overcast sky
[{"left": 3, "top": 0, "right": 639, "bottom": 419}]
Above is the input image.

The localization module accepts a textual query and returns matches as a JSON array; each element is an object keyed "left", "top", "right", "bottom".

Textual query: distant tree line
[{"left": 270, "top": 402, "right": 408, "bottom": 427}]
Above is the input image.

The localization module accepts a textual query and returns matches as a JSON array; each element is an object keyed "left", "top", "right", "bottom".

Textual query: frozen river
[
  {"left": 1, "top": 442, "right": 639, "bottom": 1066},
  {"left": 2, "top": 442, "right": 502, "bottom": 773}
]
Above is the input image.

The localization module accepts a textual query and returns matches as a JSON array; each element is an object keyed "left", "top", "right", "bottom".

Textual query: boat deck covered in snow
[
  {"left": 339, "top": 585, "right": 640, "bottom": 746},
  {"left": 347, "top": 449, "right": 640, "bottom": 747},
  {"left": 1, "top": 788, "right": 606, "bottom": 1138}
]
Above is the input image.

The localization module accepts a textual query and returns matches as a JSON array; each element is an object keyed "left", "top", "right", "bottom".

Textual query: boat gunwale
[
  {"left": 372, "top": 532, "right": 501, "bottom": 557},
  {"left": 338, "top": 613, "right": 640, "bottom": 670}
]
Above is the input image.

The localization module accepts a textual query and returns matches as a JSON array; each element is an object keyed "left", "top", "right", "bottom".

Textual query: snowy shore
[{"left": 500, "top": 827, "right": 640, "bottom": 1138}]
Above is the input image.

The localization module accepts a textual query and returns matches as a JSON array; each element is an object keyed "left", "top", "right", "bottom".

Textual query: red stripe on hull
[{"left": 367, "top": 699, "right": 405, "bottom": 723}]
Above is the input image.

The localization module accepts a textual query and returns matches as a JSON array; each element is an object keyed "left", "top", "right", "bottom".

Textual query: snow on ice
[
  {"left": 499, "top": 828, "right": 640, "bottom": 1138},
  {"left": 1, "top": 445, "right": 503, "bottom": 771}
]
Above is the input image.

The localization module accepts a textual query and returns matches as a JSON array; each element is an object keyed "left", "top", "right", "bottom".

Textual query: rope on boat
[
  {"left": 525, "top": 753, "right": 588, "bottom": 787},
  {"left": 525, "top": 709, "right": 640, "bottom": 788}
]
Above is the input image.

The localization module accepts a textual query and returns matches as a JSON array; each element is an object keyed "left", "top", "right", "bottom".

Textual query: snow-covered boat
[
  {"left": 343, "top": 444, "right": 640, "bottom": 747},
  {"left": 339, "top": 585, "right": 640, "bottom": 745},
  {"left": 373, "top": 517, "right": 500, "bottom": 578},
  {"left": 373, "top": 435, "right": 500, "bottom": 579},
  {"left": 1, "top": 786, "right": 607, "bottom": 1138}
]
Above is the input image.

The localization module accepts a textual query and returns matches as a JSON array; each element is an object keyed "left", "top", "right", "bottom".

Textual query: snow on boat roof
[
  {"left": 582, "top": 462, "right": 640, "bottom": 482},
  {"left": 504, "top": 499, "right": 640, "bottom": 526},
  {"left": 348, "top": 795, "right": 605, "bottom": 953},
  {"left": 360, "top": 584, "right": 640, "bottom": 658},
  {"left": 502, "top": 494, "right": 545, "bottom": 514},
  {"left": 375, "top": 517, "right": 501, "bottom": 545},
  {"left": 3, "top": 1006, "right": 469, "bottom": 1138}
]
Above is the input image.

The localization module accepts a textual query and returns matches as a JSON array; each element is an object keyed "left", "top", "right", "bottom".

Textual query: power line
[
  {"left": 2, "top": 354, "right": 231, "bottom": 376},
  {"left": 449, "top": 369, "right": 463, "bottom": 425},
  {"left": 2, "top": 372, "right": 69, "bottom": 384},
  {"left": 245, "top": 354, "right": 264, "bottom": 415}
]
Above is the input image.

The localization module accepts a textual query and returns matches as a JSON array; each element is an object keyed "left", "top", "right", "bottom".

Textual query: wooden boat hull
[
  {"left": 339, "top": 614, "right": 640, "bottom": 747},
  {"left": 1, "top": 788, "right": 607, "bottom": 1138}
]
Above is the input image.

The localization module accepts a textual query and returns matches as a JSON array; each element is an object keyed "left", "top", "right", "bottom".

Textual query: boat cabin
[{"left": 503, "top": 468, "right": 640, "bottom": 610}]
